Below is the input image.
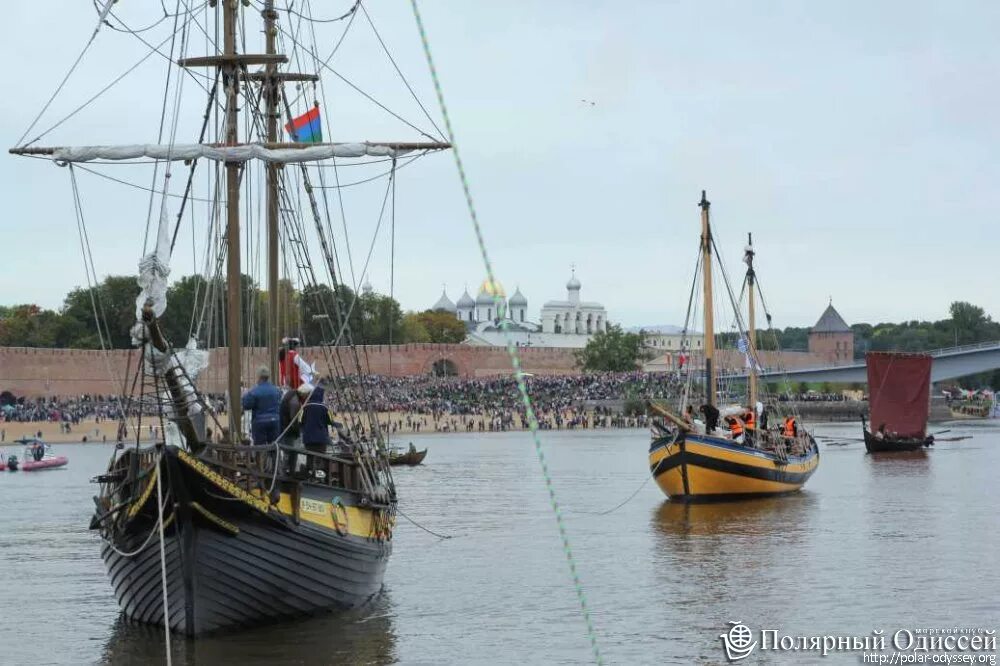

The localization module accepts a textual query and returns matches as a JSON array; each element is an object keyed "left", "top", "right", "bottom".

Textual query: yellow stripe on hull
[
  {"left": 649, "top": 435, "right": 819, "bottom": 501},
  {"left": 246, "top": 491, "right": 394, "bottom": 540}
]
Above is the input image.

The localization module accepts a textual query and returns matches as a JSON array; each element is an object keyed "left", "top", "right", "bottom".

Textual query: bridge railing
[{"left": 927, "top": 340, "right": 1000, "bottom": 357}]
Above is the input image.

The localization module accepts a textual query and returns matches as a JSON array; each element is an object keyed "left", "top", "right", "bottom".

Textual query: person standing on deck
[
  {"left": 298, "top": 383, "right": 345, "bottom": 475},
  {"left": 743, "top": 406, "right": 757, "bottom": 446},
  {"left": 241, "top": 367, "right": 282, "bottom": 445}
]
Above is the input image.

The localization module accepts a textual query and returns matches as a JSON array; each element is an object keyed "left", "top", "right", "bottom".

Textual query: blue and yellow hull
[{"left": 648, "top": 433, "right": 819, "bottom": 502}]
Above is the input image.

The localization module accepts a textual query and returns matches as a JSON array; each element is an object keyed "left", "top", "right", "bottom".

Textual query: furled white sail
[
  {"left": 135, "top": 199, "right": 172, "bottom": 319},
  {"left": 49, "top": 142, "right": 426, "bottom": 164}
]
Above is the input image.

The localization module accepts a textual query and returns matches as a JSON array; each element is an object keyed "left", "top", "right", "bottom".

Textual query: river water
[{"left": 0, "top": 421, "right": 997, "bottom": 665}]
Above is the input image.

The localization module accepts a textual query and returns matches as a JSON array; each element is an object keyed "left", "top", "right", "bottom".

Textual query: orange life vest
[
  {"left": 729, "top": 417, "right": 744, "bottom": 437},
  {"left": 783, "top": 417, "right": 796, "bottom": 437},
  {"left": 744, "top": 411, "right": 756, "bottom": 430}
]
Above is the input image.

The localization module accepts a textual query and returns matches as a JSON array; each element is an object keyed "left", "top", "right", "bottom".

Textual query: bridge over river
[{"left": 757, "top": 340, "right": 1000, "bottom": 384}]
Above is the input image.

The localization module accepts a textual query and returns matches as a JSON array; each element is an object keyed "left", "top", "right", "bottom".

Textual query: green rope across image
[{"left": 408, "top": 3, "right": 604, "bottom": 663}]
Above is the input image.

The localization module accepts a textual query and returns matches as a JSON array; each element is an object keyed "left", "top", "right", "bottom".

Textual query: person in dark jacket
[
  {"left": 299, "top": 384, "right": 348, "bottom": 472},
  {"left": 699, "top": 403, "right": 720, "bottom": 433},
  {"left": 241, "top": 366, "right": 282, "bottom": 445},
  {"left": 298, "top": 383, "right": 339, "bottom": 474}
]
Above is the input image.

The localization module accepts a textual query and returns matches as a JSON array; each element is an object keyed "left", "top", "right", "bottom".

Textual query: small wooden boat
[
  {"left": 389, "top": 447, "right": 428, "bottom": 466},
  {"left": 862, "top": 428, "right": 933, "bottom": 452},
  {"left": 863, "top": 352, "right": 934, "bottom": 454}
]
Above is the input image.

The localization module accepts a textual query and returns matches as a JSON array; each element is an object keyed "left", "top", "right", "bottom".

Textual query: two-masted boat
[
  {"left": 862, "top": 352, "right": 935, "bottom": 452},
  {"left": 648, "top": 192, "right": 820, "bottom": 501},
  {"left": 11, "top": 1, "right": 449, "bottom": 635}
]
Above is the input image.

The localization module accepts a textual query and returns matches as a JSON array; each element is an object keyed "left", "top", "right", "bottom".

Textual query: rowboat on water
[
  {"left": 862, "top": 352, "right": 935, "bottom": 453},
  {"left": 648, "top": 192, "right": 820, "bottom": 502},
  {"left": 389, "top": 447, "right": 428, "bottom": 467}
]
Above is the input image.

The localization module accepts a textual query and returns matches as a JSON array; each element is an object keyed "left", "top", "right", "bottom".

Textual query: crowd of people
[
  {"left": 2, "top": 372, "right": 681, "bottom": 434},
  {"left": 338, "top": 371, "right": 683, "bottom": 415},
  {"left": 0, "top": 394, "right": 125, "bottom": 424}
]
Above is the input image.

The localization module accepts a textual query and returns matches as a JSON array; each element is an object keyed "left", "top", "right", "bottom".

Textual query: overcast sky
[{"left": 3, "top": 1, "right": 998, "bottom": 331}]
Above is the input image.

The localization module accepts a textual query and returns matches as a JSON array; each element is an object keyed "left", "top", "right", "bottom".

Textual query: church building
[{"left": 429, "top": 271, "right": 609, "bottom": 348}]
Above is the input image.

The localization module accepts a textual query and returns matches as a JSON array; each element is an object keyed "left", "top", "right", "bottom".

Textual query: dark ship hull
[
  {"left": 863, "top": 430, "right": 932, "bottom": 453},
  {"left": 96, "top": 445, "right": 393, "bottom": 636}
]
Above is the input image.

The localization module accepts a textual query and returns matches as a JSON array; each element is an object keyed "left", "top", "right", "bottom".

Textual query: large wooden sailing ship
[
  {"left": 11, "top": 1, "right": 448, "bottom": 635},
  {"left": 647, "top": 192, "right": 820, "bottom": 501}
]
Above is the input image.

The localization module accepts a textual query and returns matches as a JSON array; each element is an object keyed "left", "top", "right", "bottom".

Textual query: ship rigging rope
[
  {"left": 274, "top": 0, "right": 360, "bottom": 24},
  {"left": 68, "top": 165, "right": 139, "bottom": 439},
  {"left": 99, "top": 492, "right": 173, "bottom": 559},
  {"left": 272, "top": 21, "right": 440, "bottom": 141},
  {"left": 298, "top": 0, "right": 408, "bottom": 451},
  {"left": 408, "top": 3, "right": 604, "bottom": 663},
  {"left": 154, "top": 452, "right": 173, "bottom": 666},
  {"left": 396, "top": 507, "right": 453, "bottom": 540},
  {"left": 143, "top": 0, "right": 192, "bottom": 253},
  {"left": 18, "top": 11, "right": 205, "bottom": 151},
  {"left": 14, "top": 0, "right": 116, "bottom": 147},
  {"left": 357, "top": 2, "right": 446, "bottom": 140},
  {"left": 571, "top": 475, "right": 653, "bottom": 516},
  {"left": 678, "top": 244, "right": 702, "bottom": 413}
]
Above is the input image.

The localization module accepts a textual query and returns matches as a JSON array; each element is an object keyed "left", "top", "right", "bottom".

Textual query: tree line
[
  {"left": 577, "top": 302, "right": 1000, "bottom": 387},
  {"left": 0, "top": 274, "right": 467, "bottom": 349}
]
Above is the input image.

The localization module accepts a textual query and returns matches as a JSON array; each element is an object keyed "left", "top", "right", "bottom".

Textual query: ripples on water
[{"left": 0, "top": 421, "right": 997, "bottom": 664}]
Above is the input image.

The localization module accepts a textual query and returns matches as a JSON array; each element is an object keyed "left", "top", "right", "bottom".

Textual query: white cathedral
[{"left": 430, "top": 270, "right": 609, "bottom": 348}]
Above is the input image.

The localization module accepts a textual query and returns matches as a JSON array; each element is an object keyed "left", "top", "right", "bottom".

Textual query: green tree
[
  {"left": 575, "top": 325, "right": 652, "bottom": 372},
  {"left": 401, "top": 312, "right": 431, "bottom": 343},
  {"left": 412, "top": 310, "right": 466, "bottom": 343},
  {"left": 358, "top": 291, "right": 404, "bottom": 344},
  {"left": 62, "top": 276, "right": 139, "bottom": 348},
  {"left": 949, "top": 301, "right": 991, "bottom": 345}
]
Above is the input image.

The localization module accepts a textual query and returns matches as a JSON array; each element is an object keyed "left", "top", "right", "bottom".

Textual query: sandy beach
[{"left": 0, "top": 409, "right": 646, "bottom": 445}]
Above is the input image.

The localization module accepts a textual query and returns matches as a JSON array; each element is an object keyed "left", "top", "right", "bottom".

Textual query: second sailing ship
[{"left": 648, "top": 192, "right": 820, "bottom": 501}]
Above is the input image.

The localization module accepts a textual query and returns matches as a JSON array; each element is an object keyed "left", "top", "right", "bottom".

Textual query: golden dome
[{"left": 477, "top": 278, "right": 506, "bottom": 298}]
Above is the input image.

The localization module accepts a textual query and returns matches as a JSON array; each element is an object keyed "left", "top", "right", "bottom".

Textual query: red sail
[{"left": 866, "top": 352, "right": 932, "bottom": 437}]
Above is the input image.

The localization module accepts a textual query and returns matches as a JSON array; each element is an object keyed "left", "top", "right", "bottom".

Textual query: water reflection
[
  {"left": 652, "top": 493, "right": 819, "bottom": 540},
  {"left": 101, "top": 593, "right": 396, "bottom": 666},
  {"left": 864, "top": 450, "right": 930, "bottom": 477},
  {"left": 649, "top": 495, "right": 820, "bottom": 609}
]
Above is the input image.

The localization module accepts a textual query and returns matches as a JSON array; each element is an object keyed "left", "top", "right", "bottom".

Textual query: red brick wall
[{"left": 0, "top": 344, "right": 582, "bottom": 397}]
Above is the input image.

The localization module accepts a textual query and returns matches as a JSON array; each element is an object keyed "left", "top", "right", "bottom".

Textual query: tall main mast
[
  {"left": 264, "top": 0, "right": 280, "bottom": 381},
  {"left": 223, "top": 0, "right": 243, "bottom": 439},
  {"left": 745, "top": 233, "right": 758, "bottom": 408},
  {"left": 700, "top": 190, "right": 716, "bottom": 407}
]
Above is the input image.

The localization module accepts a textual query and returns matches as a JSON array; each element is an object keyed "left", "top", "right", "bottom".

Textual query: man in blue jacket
[
  {"left": 298, "top": 382, "right": 348, "bottom": 475},
  {"left": 241, "top": 366, "right": 282, "bottom": 445}
]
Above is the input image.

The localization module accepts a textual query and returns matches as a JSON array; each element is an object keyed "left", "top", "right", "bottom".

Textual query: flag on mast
[{"left": 285, "top": 107, "right": 322, "bottom": 143}]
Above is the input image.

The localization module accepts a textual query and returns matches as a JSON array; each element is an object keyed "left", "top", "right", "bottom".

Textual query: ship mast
[
  {"left": 700, "top": 190, "right": 716, "bottom": 407},
  {"left": 222, "top": 0, "right": 242, "bottom": 439},
  {"left": 745, "top": 233, "right": 758, "bottom": 408},
  {"left": 264, "top": 0, "right": 280, "bottom": 380}
]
